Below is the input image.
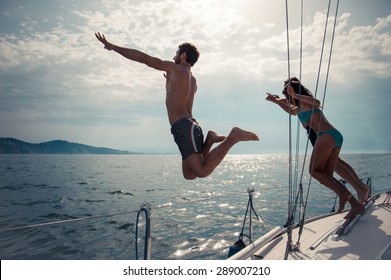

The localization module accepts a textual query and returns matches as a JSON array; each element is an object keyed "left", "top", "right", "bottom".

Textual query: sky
[{"left": 0, "top": 0, "right": 390, "bottom": 154}]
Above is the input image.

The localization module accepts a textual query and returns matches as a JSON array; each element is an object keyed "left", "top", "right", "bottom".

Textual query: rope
[
  {"left": 288, "top": 0, "right": 306, "bottom": 240},
  {"left": 0, "top": 209, "right": 140, "bottom": 233},
  {"left": 313, "top": 0, "right": 332, "bottom": 101},
  {"left": 292, "top": 0, "right": 305, "bottom": 226},
  {"left": 321, "top": 0, "right": 340, "bottom": 109},
  {"left": 285, "top": 0, "right": 291, "bottom": 80},
  {"left": 283, "top": 0, "right": 342, "bottom": 254},
  {"left": 284, "top": 0, "right": 294, "bottom": 260},
  {"left": 296, "top": 0, "right": 340, "bottom": 246},
  {"left": 285, "top": 0, "right": 293, "bottom": 208},
  {"left": 239, "top": 189, "right": 260, "bottom": 243},
  {"left": 0, "top": 190, "right": 247, "bottom": 233}
]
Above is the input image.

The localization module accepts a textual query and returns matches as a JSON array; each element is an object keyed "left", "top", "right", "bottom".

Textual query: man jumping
[{"left": 95, "top": 33, "right": 259, "bottom": 179}]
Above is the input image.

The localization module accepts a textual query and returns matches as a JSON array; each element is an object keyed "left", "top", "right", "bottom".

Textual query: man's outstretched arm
[{"left": 95, "top": 32, "right": 174, "bottom": 72}]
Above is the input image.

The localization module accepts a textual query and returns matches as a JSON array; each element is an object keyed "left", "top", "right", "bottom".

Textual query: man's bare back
[{"left": 95, "top": 32, "right": 259, "bottom": 180}]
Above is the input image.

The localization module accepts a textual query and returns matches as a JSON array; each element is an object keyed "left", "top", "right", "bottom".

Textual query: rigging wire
[
  {"left": 321, "top": 0, "right": 340, "bottom": 109},
  {"left": 284, "top": 0, "right": 294, "bottom": 260},
  {"left": 296, "top": 0, "right": 341, "bottom": 247},
  {"left": 294, "top": 0, "right": 305, "bottom": 223},
  {"left": 284, "top": 0, "right": 341, "bottom": 255},
  {"left": 0, "top": 190, "right": 247, "bottom": 233},
  {"left": 292, "top": 0, "right": 305, "bottom": 230},
  {"left": 313, "top": 0, "right": 332, "bottom": 101},
  {"left": 0, "top": 210, "right": 140, "bottom": 233},
  {"left": 302, "top": 0, "right": 333, "bottom": 187}
]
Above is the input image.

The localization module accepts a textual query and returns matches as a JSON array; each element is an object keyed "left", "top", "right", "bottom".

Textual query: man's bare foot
[
  {"left": 228, "top": 127, "right": 259, "bottom": 143},
  {"left": 337, "top": 193, "right": 352, "bottom": 213},
  {"left": 344, "top": 204, "right": 365, "bottom": 219},
  {"left": 357, "top": 186, "right": 370, "bottom": 204},
  {"left": 205, "top": 131, "right": 226, "bottom": 146}
]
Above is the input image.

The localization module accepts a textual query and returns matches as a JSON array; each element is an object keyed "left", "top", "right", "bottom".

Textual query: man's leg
[
  {"left": 184, "top": 127, "right": 258, "bottom": 179},
  {"left": 202, "top": 131, "right": 226, "bottom": 158},
  {"left": 182, "top": 159, "right": 198, "bottom": 180},
  {"left": 182, "top": 131, "right": 226, "bottom": 180}
]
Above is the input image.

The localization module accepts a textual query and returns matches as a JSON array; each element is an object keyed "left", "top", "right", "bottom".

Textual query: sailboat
[
  {"left": 228, "top": 0, "right": 391, "bottom": 261},
  {"left": 228, "top": 188, "right": 391, "bottom": 260}
]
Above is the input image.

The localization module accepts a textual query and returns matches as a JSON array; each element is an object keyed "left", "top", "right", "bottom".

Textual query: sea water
[{"left": 0, "top": 153, "right": 390, "bottom": 260}]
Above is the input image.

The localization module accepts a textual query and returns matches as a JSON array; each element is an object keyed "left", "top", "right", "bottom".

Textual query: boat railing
[{"left": 135, "top": 202, "right": 152, "bottom": 260}]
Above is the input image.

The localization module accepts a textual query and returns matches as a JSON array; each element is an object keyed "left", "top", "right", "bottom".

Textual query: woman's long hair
[{"left": 282, "top": 77, "right": 313, "bottom": 105}]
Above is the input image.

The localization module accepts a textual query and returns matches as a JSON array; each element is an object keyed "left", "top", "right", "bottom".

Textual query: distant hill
[{"left": 0, "top": 138, "right": 134, "bottom": 154}]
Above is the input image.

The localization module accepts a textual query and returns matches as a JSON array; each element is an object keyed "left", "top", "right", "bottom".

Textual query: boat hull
[{"left": 229, "top": 192, "right": 391, "bottom": 260}]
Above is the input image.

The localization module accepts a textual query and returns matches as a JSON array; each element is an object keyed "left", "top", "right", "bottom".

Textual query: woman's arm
[
  {"left": 266, "top": 93, "right": 298, "bottom": 115},
  {"left": 286, "top": 85, "right": 321, "bottom": 107}
]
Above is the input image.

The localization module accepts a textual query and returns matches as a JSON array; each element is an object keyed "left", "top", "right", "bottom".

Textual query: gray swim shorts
[{"left": 171, "top": 118, "right": 204, "bottom": 160}]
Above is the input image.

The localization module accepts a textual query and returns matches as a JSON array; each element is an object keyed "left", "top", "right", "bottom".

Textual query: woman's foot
[
  {"left": 337, "top": 193, "right": 352, "bottom": 213},
  {"left": 357, "top": 185, "right": 370, "bottom": 204},
  {"left": 344, "top": 196, "right": 365, "bottom": 219},
  {"left": 344, "top": 205, "right": 365, "bottom": 219}
]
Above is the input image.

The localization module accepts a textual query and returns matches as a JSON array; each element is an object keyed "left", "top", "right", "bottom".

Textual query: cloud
[
  {"left": 5, "top": 1, "right": 388, "bottom": 89},
  {"left": 252, "top": 11, "right": 391, "bottom": 83},
  {"left": 332, "top": 14, "right": 391, "bottom": 79},
  {"left": 0, "top": 0, "right": 390, "bottom": 152}
]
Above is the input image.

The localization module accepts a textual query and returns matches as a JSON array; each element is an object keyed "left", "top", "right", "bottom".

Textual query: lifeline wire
[{"left": 0, "top": 190, "right": 248, "bottom": 233}]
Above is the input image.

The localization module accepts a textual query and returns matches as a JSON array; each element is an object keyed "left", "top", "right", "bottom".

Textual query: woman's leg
[
  {"left": 335, "top": 158, "right": 370, "bottom": 204},
  {"left": 310, "top": 134, "right": 364, "bottom": 217},
  {"left": 310, "top": 139, "right": 350, "bottom": 212}
]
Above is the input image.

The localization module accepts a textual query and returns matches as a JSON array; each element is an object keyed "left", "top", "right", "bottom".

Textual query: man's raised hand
[{"left": 95, "top": 32, "right": 114, "bottom": 51}]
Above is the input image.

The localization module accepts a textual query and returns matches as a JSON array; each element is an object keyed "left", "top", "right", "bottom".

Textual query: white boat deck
[{"left": 230, "top": 192, "right": 391, "bottom": 260}]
